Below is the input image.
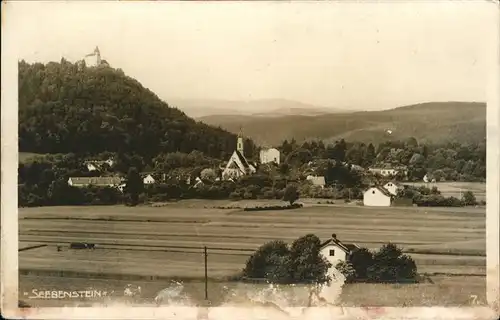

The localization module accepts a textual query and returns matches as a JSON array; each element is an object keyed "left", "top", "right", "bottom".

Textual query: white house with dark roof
[
  {"left": 363, "top": 186, "right": 393, "bottom": 206},
  {"left": 222, "top": 133, "right": 256, "bottom": 180},
  {"left": 68, "top": 176, "right": 122, "bottom": 188},
  {"left": 320, "top": 234, "right": 360, "bottom": 272},
  {"left": 383, "top": 181, "right": 402, "bottom": 196}
]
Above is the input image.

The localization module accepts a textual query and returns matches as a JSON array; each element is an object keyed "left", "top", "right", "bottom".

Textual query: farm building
[
  {"left": 363, "top": 186, "right": 393, "bottom": 207},
  {"left": 143, "top": 174, "right": 156, "bottom": 185},
  {"left": 320, "top": 234, "right": 360, "bottom": 272},
  {"left": 259, "top": 148, "right": 280, "bottom": 165},
  {"left": 306, "top": 175, "right": 326, "bottom": 188},
  {"left": 222, "top": 132, "right": 256, "bottom": 180},
  {"left": 68, "top": 177, "right": 122, "bottom": 188}
]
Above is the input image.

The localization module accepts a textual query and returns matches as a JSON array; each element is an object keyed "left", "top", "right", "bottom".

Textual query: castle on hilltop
[
  {"left": 77, "top": 46, "right": 109, "bottom": 68},
  {"left": 84, "top": 46, "right": 102, "bottom": 67}
]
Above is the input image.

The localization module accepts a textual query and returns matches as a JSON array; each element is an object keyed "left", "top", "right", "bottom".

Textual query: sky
[{"left": 4, "top": 1, "right": 499, "bottom": 111}]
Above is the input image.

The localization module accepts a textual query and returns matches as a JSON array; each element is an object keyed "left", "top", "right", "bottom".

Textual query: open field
[
  {"left": 402, "top": 182, "right": 486, "bottom": 202},
  {"left": 18, "top": 201, "right": 486, "bottom": 306},
  {"left": 18, "top": 152, "right": 45, "bottom": 163},
  {"left": 18, "top": 274, "right": 486, "bottom": 307}
]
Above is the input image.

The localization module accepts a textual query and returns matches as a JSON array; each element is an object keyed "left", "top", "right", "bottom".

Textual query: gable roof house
[
  {"left": 222, "top": 132, "right": 256, "bottom": 180},
  {"left": 320, "top": 234, "right": 360, "bottom": 271},
  {"left": 68, "top": 177, "right": 122, "bottom": 188},
  {"left": 142, "top": 174, "right": 156, "bottom": 185},
  {"left": 382, "top": 181, "right": 403, "bottom": 196},
  {"left": 363, "top": 185, "right": 394, "bottom": 207}
]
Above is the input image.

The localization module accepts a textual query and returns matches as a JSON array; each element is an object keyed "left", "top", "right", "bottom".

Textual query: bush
[
  {"left": 462, "top": 191, "right": 477, "bottom": 206},
  {"left": 338, "top": 244, "right": 418, "bottom": 284},
  {"left": 283, "top": 184, "right": 300, "bottom": 205},
  {"left": 366, "top": 243, "right": 417, "bottom": 283},
  {"left": 243, "top": 203, "right": 303, "bottom": 211}
]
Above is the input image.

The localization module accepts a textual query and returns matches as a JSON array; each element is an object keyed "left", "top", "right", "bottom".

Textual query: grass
[
  {"left": 19, "top": 274, "right": 486, "bottom": 307},
  {"left": 19, "top": 152, "right": 45, "bottom": 163},
  {"left": 18, "top": 200, "right": 486, "bottom": 306}
]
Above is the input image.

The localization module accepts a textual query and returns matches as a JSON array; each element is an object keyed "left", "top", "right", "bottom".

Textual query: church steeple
[{"left": 237, "top": 127, "right": 244, "bottom": 154}]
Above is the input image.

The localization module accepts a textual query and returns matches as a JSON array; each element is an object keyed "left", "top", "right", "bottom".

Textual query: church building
[{"left": 221, "top": 131, "right": 256, "bottom": 180}]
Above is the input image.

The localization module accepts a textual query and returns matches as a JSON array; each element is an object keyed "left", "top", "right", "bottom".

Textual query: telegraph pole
[{"left": 204, "top": 246, "right": 208, "bottom": 300}]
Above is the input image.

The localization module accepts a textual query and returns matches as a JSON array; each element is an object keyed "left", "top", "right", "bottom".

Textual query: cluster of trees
[
  {"left": 397, "top": 185, "right": 481, "bottom": 207},
  {"left": 276, "top": 137, "right": 486, "bottom": 182},
  {"left": 242, "top": 235, "right": 417, "bottom": 285},
  {"left": 18, "top": 60, "right": 257, "bottom": 161},
  {"left": 242, "top": 235, "right": 331, "bottom": 284},
  {"left": 336, "top": 244, "right": 417, "bottom": 283}
]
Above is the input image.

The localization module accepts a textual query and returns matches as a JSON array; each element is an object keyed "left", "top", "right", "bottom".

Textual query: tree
[
  {"left": 367, "top": 243, "right": 417, "bottom": 283},
  {"left": 242, "top": 234, "right": 331, "bottom": 285},
  {"left": 278, "top": 163, "right": 290, "bottom": 175},
  {"left": 348, "top": 247, "right": 374, "bottom": 280},
  {"left": 200, "top": 168, "right": 217, "bottom": 181},
  {"left": 283, "top": 184, "right": 299, "bottom": 205},
  {"left": 288, "top": 234, "right": 332, "bottom": 284},
  {"left": 462, "top": 191, "right": 477, "bottom": 206},
  {"left": 364, "top": 143, "right": 376, "bottom": 167},
  {"left": 124, "top": 167, "right": 143, "bottom": 206},
  {"left": 242, "top": 240, "right": 291, "bottom": 282}
]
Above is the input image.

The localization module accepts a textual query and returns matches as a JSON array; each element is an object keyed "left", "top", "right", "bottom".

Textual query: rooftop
[{"left": 320, "top": 234, "right": 360, "bottom": 253}]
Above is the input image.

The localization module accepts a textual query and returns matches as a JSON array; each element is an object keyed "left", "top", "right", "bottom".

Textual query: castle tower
[
  {"left": 84, "top": 46, "right": 102, "bottom": 67},
  {"left": 94, "top": 46, "right": 102, "bottom": 65},
  {"left": 237, "top": 127, "right": 244, "bottom": 154}
]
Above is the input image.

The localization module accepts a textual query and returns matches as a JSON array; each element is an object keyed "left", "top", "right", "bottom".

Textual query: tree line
[{"left": 241, "top": 234, "right": 418, "bottom": 285}]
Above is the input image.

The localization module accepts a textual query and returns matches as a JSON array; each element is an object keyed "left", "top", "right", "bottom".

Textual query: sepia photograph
[{"left": 2, "top": 1, "right": 499, "bottom": 319}]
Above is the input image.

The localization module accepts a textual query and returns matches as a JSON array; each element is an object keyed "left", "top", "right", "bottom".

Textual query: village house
[
  {"left": 382, "top": 181, "right": 402, "bottom": 196},
  {"left": 84, "top": 157, "right": 115, "bottom": 172},
  {"left": 368, "top": 164, "right": 408, "bottom": 178},
  {"left": 306, "top": 175, "right": 326, "bottom": 189},
  {"left": 142, "top": 174, "right": 156, "bottom": 185},
  {"left": 67, "top": 176, "right": 122, "bottom": 188},
  {"left": 363, "top": 185, "right": 394, "bottom": 206},
  {"left": 259, "top": 148, "right": 280, "bottom": 165},
  {"left": 221, "top": 132, "right": 256, "bottom": 180},
  {"left": 368, "top": 167, "right": 399, "bottom": 177},
  {"left": 320, "top": 234, "right": 360, "bottom": 272}
]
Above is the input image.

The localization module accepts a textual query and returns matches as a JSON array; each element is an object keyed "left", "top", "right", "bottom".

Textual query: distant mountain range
[
  {"left": 167, "top": 98, "right": 350, "bottom": 118},
  {"left": 193, "top": 101, "right": 486, "bottom": 147}
]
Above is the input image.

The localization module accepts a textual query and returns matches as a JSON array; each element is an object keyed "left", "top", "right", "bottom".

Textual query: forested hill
[
  {"left": 198, "top": 101, "right": 486, "bottom": 147},
  {"left": 18, "top": 60, "right": 256, "bottom": 160}
]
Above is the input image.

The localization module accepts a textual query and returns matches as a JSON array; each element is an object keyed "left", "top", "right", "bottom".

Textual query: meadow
[{"left": 17, "top": 199, "right": 486, "bottom": 306}]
